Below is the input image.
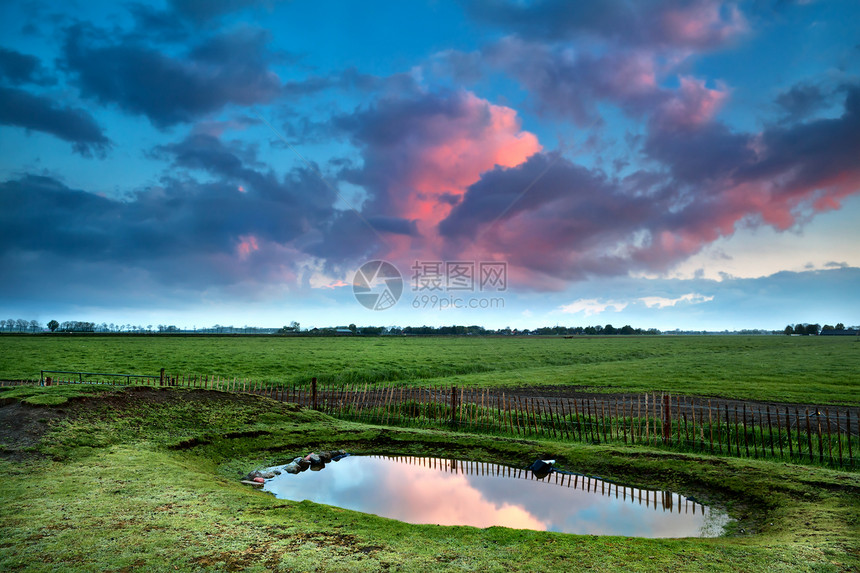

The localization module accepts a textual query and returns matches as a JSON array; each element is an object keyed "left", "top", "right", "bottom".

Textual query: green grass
[
  {"left": 2, "top": 334, "right": 859, "bottom": 404},
  {"left": 0, "top": 384, "right": 116, "bottom": 406},
  {"left": 0, "top": 386, "right": 857, "bottom": 572}
]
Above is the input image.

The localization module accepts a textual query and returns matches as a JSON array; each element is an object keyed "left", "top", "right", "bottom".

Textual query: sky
[{"left": 1, "top": 0, "right": 859, "bottom": 331}]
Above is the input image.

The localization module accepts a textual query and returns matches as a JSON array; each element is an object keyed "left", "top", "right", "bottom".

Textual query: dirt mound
[
  {"left": 0, "top": 401, "right": 66, "bottom": 460},
  {"left": 0, "top": 387, "right": 265, "bottom": 460}
]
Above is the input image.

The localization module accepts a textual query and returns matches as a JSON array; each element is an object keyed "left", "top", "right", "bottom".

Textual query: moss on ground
[{"left": 0, "top": 386, "right": 857, "bottom": 572}]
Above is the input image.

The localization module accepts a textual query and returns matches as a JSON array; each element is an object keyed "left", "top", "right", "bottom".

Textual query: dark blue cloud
[
  {"left": 0, "top": 86, "right": 110, "bottom": 156},
  {"left": 738, "top": 85, "right": 860, "bottom": 190},
  {"left": 0, "top": 47, "right": 52, "bottom": 85},
  {"left": 438, "top": 152, "right": 659, "bottom": 280},
  {"left": 63, "top": 25, "right": 283, "bottom": 127},
  {"left": 775, "top": 83, "right": 829, "bottom": 122},
  {"left": 643, "top": 122, "right": 755, "bottom": 183},
  {"left": 0, "top": 127, "right": 349, "bottom": 298}
]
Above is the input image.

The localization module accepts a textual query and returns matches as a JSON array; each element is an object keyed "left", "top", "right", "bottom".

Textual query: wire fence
[{"left": 6, "top": 372, "right": 858, "bottom": 470}]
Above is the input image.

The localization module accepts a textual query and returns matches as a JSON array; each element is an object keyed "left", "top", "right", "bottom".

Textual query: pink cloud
[
  {"left": 237, "top": 234, "right": 259, "bottom": 259},
  {"left": 395, "top": 92, "right": 541, "bottom": 227},
  {"left": 656, "top": 76, "right": 728, "bottom": 129},
  {"left": 438, "top": 81, "right": 860, "bottom": 286},
  {"left": 343, "top": 91, "right": 541, "bottom": 268},
  {"left": 660, "top": 1, "right": 747, "bottom": 50},
  {"left": 379, "top": 463, "right": 547, "bottom": 530}
]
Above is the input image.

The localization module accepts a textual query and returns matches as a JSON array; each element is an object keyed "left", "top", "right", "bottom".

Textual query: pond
[{"left": 262, "top": 455, "right": 730, "bottom": 538}]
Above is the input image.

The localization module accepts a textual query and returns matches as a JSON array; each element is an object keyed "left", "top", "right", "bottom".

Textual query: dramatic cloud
[
  {"left": 332, "top": 90, "right": 540, "bottom": 264},
  {"left": 0, "top": 86, "right": 110, "bottom": 156},
  {"left": 63, "top": 25, "right": 282, "bottom": 127},
  {"left": 1, "top": 0, "right": 857, "bottom": 328},
  {"left": 438, "top": 84, "right": 860, "bottom": 286}
]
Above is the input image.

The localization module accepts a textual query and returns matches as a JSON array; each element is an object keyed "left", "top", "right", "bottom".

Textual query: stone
[
  {"left": 305, "top": 453, "right": 322, "bottom": 466},
  {"left": 283, "top": 463, "right": 301, "bottom": 474}
]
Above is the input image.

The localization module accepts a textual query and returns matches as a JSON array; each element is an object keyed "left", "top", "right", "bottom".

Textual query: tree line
[
  {"left": 784, "top": 323, "right": 854, "bottom": 335},
  {"left": 1, "top": 318, "right": 855, "bottom": 335}
]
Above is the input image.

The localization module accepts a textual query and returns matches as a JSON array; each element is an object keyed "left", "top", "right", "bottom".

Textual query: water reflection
[{"left": 263, "top": 455, "right": 729, "bottom": 538}]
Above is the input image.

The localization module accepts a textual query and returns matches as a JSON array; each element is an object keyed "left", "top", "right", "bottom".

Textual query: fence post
[
  {"left": 312, "top": 377, "right": 318, "bottom": 410},
  {"left": 663, "top": 394, "right": 671, "bottom": 444},
  {"left": 451, "top": 385, "right": 457, "bottom": 427}
]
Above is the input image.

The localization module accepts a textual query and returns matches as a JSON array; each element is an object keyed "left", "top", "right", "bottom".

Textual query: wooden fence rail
[{"left": 7, "top": 374, "right": 858, "bottom": 469}]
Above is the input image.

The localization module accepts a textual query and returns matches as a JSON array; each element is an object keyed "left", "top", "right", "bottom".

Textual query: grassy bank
[
  {"left": 1, "top": 386, "right": 857, "bottom": 571},
  {"left": 2, "top": 334, "right": 859, "bottom": 404}
]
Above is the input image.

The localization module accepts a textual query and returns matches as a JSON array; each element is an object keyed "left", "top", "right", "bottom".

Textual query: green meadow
[
  {"left": 1, "top": 334, "right": 859, "bottom": 404},
  {"left": 0, "top": 385, "right": 857, "bottom": 572}
]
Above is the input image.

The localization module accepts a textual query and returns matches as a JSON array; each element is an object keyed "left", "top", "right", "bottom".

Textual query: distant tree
[
  {"left": 603, "top": 324, "right": 617, "bottom": 335},
  {"left": 279, "top": 322, "right": 302, "bottom": 334},
  {"left": 348, "top": 323, "right": 357, "bottom": 333},
  {"left": 793, "top": 324, "right": 805, "bottom": 335},
  {"left": 784, "top": 325, "right": 793, "bottom": 335},
  {"left": 836, "top": 323, "right": 845, "bottom": 330},
  {"left": 805, "top": 323, "right": 820, "bottom": 336}
]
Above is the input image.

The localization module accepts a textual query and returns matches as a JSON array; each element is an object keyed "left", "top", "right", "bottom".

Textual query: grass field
[
  {"left": 2, "top": 334, "right": 859, "bottom": 404},
  {"left": 0, "top": 386, "right": 857, "bottom": 572}
]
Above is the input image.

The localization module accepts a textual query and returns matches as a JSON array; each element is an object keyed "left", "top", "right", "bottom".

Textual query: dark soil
[
  {"left": 0, "top": 401, "right": 66, "bottom": 460},
  {"left": 0, "top": 386, "right": 272, "bottom": 460}
]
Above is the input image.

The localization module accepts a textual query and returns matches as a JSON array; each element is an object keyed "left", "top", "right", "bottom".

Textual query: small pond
[{"left": 262, "top": 455, "right": 730, "bottom": 538}]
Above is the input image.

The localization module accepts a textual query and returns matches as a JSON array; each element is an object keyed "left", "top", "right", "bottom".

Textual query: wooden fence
[{"left": 9, "top": 373, "right": 859, "bottom": 469}]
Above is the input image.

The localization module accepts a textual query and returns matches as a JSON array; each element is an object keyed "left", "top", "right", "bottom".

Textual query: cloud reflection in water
[{"left": 263, "top": 456, "right": 728, "bottom": 538}]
